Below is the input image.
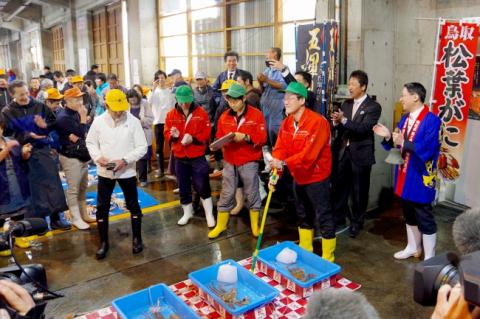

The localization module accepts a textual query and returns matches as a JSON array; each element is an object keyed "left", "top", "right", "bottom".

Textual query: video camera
[
  {"left": 0, "top": 219, "right": 62, "bottom": 303},
  {"left": 413, "top": 251, "right": 480, "bottom": 306}
]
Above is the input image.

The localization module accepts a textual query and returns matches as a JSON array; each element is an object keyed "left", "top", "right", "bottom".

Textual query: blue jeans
[{"left": 261, "top": 97, "right": 284, "bottom": 146}]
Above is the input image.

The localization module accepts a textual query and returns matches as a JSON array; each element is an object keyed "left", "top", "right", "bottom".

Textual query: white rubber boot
[
  {"left": 393, "top": 224, "right": 422, "bottom": 259},
  {"left": 178, "top": 203, "right": 194, "bottom": 225},
  {"left": 201, "top": 197, "right": 216, "bottom": 228},
  {"left": 69, "top": 205, "right": 90, "bottom": 230},
  {"left": 423, "top": 233, "right": 437, "bottom": 260}
]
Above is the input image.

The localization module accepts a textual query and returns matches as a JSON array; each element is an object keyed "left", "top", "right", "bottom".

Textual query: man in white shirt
[
  {"left": 149, "top": 70, "right": 175, "bottom": 177},
  {"left": 86, "top": 89, "right": 148, "bottom": 260}
]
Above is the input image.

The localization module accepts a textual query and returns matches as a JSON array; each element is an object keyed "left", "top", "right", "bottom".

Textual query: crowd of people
[
  {"left": 0, "top": 46, "right": 443, "bottom": 266},
  {"left": 1, "top": 42, "right": 479, "bottom": 318}
]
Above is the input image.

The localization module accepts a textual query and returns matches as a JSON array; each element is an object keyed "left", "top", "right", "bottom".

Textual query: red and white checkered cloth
[{"left": 77, "top": 258, "right": 361, "bottom": 319}]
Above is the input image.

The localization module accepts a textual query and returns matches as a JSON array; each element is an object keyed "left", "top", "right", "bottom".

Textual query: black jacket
[
  {"left": 332, "top": 95, "right": 382, "bottom": 166},
  {"left": 1, "top": 99, "right": 56, "bottom": 147}
]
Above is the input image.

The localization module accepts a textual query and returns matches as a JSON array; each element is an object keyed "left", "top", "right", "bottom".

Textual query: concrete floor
[{"left": 0, "top": 177, "right": 460, "bottom": 319}]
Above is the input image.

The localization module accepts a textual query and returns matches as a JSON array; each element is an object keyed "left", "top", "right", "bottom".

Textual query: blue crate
[
  {"left": 112, "top": 283, "right": 200, "bottom": 319},
  {"left": 257, "top": 241, "right": 341, "bottom": 288},
  {"left": 188, "top": 259, "right": 279, "bottom": 317}
]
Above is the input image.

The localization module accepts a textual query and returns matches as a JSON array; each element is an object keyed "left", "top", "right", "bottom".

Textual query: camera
[
  {"left": 265, "top": 60, "right": 273, "bottom": 67},
  {"left": 0, "top": 264, "right": 48, "bottom": 296},
  {"left": 413, "top": 251, "right": 480, "bottom": 306},
  {"left": 106, "top": 162, "right": 116, "bottom": 170}
]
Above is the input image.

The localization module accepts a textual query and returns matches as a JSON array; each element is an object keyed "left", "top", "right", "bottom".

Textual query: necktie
[
  {"left": 352, "top": 101, "right": 360, "bottom": 119},
  {"left": 228, "top": 72, "right": 233, "bottom": 80}
]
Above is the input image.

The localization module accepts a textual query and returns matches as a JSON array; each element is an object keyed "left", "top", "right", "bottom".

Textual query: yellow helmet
[{"left": 219, "top": 79, "right": 237, "bottom": 92}]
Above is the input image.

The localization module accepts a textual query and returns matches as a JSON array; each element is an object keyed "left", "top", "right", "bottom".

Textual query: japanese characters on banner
[
  {"left": 431, "top": 21, "right": 479, "bottom": 181},
  {"left": 296, "top": 22, "right": 339, "bottom": 117}
]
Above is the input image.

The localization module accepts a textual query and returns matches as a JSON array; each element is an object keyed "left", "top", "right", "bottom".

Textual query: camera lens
[{"left": 434, "top": 264, "right": 459, "bottom": 291}]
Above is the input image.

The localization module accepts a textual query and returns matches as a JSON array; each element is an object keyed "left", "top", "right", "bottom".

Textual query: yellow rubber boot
[
  {"left": 14, "top": 237, "right": 31, "bottom": 249},
  {"left": 249, "top": 210, "right": 260, "bottom": 237},
  {"left": 0, "top": 250, "right": 11, "bottom": 257},
  {"left": 208, "top": 212, "right": 230, "bottom": 239},
  {"left": 298, "top": 228, "right": 314, "bottom": 252},
  {"left": 322, "top": 237, "right": 336, "bottom": 262}
]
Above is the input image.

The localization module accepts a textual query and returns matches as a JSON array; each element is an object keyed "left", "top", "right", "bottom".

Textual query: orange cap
[
  {"left": 63, "top": 87, "right": 84, "bottom": 99},
  {"left": 45, "top": 88, "right": 63, "bottom": 100}
]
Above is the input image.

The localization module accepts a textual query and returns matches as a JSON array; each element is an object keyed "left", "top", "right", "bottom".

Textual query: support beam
[
  {"left": 0, "top": 16, "right": 24, "bottom": 32},
  {"left": 3, "top": 0, "right": 42, "bottom": 23},
  {"left": 31, "top": 0, "right": 69, "bottom": 9},
  {"left": 14, "top": 4, "right": 42, "bottom": 22}
]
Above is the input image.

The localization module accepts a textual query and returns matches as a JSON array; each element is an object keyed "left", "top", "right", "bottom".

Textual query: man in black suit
[{"left": 331, "top": 70, "right": 382, "bottom": 238}]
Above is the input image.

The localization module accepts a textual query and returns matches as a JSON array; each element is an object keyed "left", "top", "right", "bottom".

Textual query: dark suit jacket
[
  {"left": 212, "top": 69, "right": 245, "bottom": 98},
  {"left": 332, "top": 95, "right": 382, "bottom": 166}
]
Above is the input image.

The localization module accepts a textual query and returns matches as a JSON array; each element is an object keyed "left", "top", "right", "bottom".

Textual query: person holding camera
[
  {"left": 86, "top": 89, "right": 147, "bottom": 260},
  {"left": 374, "top": 82, "right": 441, "bottom": 261},
  {"left": 257, "top": 47, "right": 287, "bottom": 146},
  {"left": 431, "top": 283, "right": 480, "bottom": 319},
  {"left": 0, "top": 280, "right": 46, "bottom": 319},
  {"left": 55, "top": 87, "right": 94, "bottom": 230}
]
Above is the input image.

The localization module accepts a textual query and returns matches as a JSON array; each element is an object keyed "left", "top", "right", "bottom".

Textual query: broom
[{"left": 251, "top": 169, "right": 278, "bottom": 273}]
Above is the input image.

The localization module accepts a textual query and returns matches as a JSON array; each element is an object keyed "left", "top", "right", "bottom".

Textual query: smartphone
[
  {"left": 106, "top": 162, "right": 116, "bottom": 170},
  {"left": 265, "top": 60, "right": 272, "bottom": 67}
]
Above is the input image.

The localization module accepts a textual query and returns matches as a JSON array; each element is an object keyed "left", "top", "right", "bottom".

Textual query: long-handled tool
[{"left": 251, "top": 169, "right": 278, "bottom": 273}]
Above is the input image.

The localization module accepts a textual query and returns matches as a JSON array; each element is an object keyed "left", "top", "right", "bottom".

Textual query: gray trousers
[
  {"left": 217, "top": 161, "right": 261, "bottom": 211},
  {"left": 59, "top": 155, "right": 88, "bottom": 218}
]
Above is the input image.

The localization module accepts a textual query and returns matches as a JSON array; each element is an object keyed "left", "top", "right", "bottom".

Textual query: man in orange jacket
[
  {"left": 270, "top": 82, "right": 336, "bottom": 262},
  {"left": 164, "top": 85, "right": 215, "bottom": 228},
  {"left": 208, "top": 83, "right": 267, "bottom": 239}
]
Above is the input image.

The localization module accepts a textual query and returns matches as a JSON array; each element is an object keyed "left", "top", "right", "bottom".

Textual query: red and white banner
[{"left": 431, "top": 21, "right": 479, "bottom": 180}]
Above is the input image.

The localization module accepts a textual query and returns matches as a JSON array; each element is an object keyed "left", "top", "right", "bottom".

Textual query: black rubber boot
[
  {"left": 95, "top": 218, "right": 109, "bottom": 260},
  {"left": 131, "top": 215, "right": 143, "bottom": 254}
]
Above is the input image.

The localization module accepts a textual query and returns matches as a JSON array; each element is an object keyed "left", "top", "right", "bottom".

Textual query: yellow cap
[
  {"left": 105, "top": 89, "right": 129, "bottom": 111},
  {"left": 45, "top": 88, "right": 63, "bottom": 100},
  {"left": 71, "top": 75, "right": 84, "bottom": 83},
  {"left": 220, "top": 79, "right": 237, "bottom": 91}
]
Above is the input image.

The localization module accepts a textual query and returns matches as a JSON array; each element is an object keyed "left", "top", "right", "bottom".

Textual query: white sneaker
[{"left": 178, "top": 204, "right": 194, "bottom": 225}]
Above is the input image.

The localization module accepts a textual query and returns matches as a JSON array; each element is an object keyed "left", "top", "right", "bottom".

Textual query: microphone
[
  {"left": 452, "top": 208, "right": 480, "bottom": 255},
  {"left": 303, "top": 289, "right": 379, "bottom": 319},
  {"left": 7, "top": 219, "right": 49, "bottom": 237}
]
